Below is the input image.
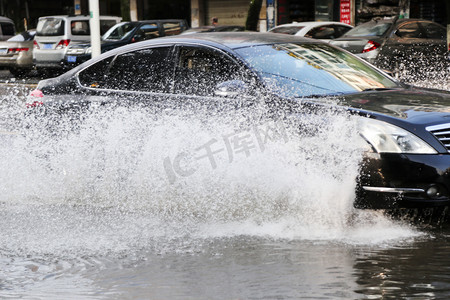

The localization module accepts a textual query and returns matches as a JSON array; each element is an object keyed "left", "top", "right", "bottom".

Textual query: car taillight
[
  {"left": 362, "top": 40, "right": 381, "bottom": 53},
  {"left": 56, "top": 39, "right": 71, "bottom": 49},
  {"left": 33, "top": 40, "right": 39, "bottom": 49},
  {"left": 7, "top": 47, "right": 29, "bottom": 54},
  {"left": 26, "top": 89, "right": 44, "bottom": 108}
]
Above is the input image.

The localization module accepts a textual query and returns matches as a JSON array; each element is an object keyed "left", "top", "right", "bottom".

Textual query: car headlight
[
  {"left": 358, "top": 118, "right": 437, "bottom": 154},
  {"left": 85, "top": 47, "right": 92, "bottom": 54}
]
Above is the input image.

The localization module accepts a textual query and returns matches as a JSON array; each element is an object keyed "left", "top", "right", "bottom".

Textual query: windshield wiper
[{"left": 299, "top": 92, "right": 345, "bottom": 98}]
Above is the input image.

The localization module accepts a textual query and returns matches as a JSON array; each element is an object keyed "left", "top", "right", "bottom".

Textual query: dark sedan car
[
  {"left": 331, "top": 18, "right": 448, "bottom": 77},
  {"left": 27, "top": 32, "right": 450, "bottom": 210},
  {"left": 63, "top": 19, "right": 188, "bottom": 68}
]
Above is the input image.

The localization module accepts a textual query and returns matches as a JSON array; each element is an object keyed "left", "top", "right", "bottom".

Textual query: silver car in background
[
  {"left": 269, "top": 21, "right": 353, "bottom": 42},
  {"left": 33, "top": 15, "right": 121, "bottom": 70},
  {"left": 331, "top": 18, "right": 448, "bottom": 77},
  {"left": 0, "top": 30, "right": 35, "bottom": 77}
]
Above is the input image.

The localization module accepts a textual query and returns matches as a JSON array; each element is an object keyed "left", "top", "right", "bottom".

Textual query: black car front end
[
  {"left": 356, "top": 152, "right": 450, "bottom": 209},
  {"left": 344, "top": 89, "right": 450, "bottom": 209}
]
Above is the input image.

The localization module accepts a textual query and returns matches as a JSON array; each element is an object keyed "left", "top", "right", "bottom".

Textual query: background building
[{"left": 0, "top": 0, "right": 448, "bottom": 32}]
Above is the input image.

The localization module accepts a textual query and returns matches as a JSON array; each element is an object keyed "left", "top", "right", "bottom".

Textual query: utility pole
[
  {"left": 89, "top": 0, "right": 101, "bottom": 58},
  {"left": 447, "top": 1, "right": 450, "bottom": 51},
  {"left": 130, "top": 0, "right": 137, "bottom": 21}
]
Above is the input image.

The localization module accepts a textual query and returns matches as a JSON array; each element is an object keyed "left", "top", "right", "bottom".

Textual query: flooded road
[{"left": 0, "top": 73, "right": 449, "bottom": 299}]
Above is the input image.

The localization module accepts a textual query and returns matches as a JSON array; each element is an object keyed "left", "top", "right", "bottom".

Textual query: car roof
[
  {"left": 115, "top": 19, "right": 187, "bottom": 26},
  {"left": 275, "top": 21, "right": 352, "bottom": 27},
  {"left": 38, "top": 15, "right": 121, "bottom": 20},
  {"left": 64, "top": 32, "right": 324, "bottom": 76},
  {"left": 354, "top": 17, "right": 445, "bottom": 29},
  {"left": 157, "top": 32, "right": 320, "bottom": 49},
  {"left": 0, "top": 16, "right": 14, "bottom": 23},
  {"left": 395, "top": 18, "right": 445, "bottom": 27}
]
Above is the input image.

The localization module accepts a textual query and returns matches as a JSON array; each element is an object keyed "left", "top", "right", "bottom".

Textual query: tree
[
  {"left": 245, "top": 0, "right": 263, "bottom": 31},
  {"left": 120, "top": 0, "right": 131, "bottom": 21}
]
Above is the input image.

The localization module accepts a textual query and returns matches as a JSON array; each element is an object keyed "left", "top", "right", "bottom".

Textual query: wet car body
[
  {"left": 0, "top": 30, "right": 35, "bottom": 76},
  {"left": 331, "top": 18, "right": 448, "bottom": 76},
  {"left": 64, "top": 19, "right": 188, "bottom": 68},
  {"left": 28, "top": 32, "right": 450, "bottom": 210}
]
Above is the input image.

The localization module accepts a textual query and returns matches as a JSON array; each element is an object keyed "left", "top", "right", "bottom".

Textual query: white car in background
[
  {"left": 33, "top": 15, "right": 121, "bottom": 71},
  {"left": 269, "top": 21, "right": 353, "bottom": 42}
]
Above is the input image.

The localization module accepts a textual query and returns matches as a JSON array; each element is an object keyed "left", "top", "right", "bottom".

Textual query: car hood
[{"left": 335, "top": 88, "right": 450, "bottom": 126}]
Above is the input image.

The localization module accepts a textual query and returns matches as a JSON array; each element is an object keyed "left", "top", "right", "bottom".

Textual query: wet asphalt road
[{"left": 0, "top": 69, "right": 42, "bottom": 86}]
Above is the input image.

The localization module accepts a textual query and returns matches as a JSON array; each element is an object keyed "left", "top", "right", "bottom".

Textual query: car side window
[
  {"left": 334, "top": 25, "right": 351, "bottom": 38},
  {"left": 173, "top": 46, "right": 244, "bottom": 96},
  {"left": 396, "top": 22, "right": 424, "bottom": 39},
  {"left": 421, "top": 22, "right": 445, "bottom": 39},
  {"left": 163, "top": 22, "right": 183, "bottom": 36},
  {"left": 104, "top": 46, "right": 173, "bottom": 93},
  {"left": 135, "top": 23, "right": 160, "bottom": 41},
  {"left": 78, "top": 56, "right": 114, "bottom": 88},
  {"left": 1, "top": 23, "right": 14, "bottom": 36},
  {"left": 305, "top": 26, "right": 336, "bottom": 39},
  {"left": 100, "top": 20, "right": 119, "bottom": 35},
  {"left": 71, "top": 21, "right": 90, "bottom": 35}
]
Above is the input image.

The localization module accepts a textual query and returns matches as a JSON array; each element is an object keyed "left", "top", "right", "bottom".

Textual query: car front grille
[{"left": 426, "top": 123, "right": 450, "bottom": 152}]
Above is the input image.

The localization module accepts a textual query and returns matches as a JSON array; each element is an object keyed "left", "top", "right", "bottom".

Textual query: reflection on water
[{"left": 0, "top": 79, "right": 449, "bottom": 299}]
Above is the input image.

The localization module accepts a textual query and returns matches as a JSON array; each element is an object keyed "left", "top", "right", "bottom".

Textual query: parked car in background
[
  {"left": 64, "top": 19, "right": 188, "bottom": 68},
  {"left": 0, "top": 30, "right": 35, "bottom": 76},
  {"left": 181, "top": 25, "right": 245, "bottom": 35},
  {"left": 269, "top": 21, "right": 353, "bottom": 41},
  {"left": 331, "top": 18, "right": 448, "bottom": 76},
  {"left": 28, "top": 32, "right": 450, "bottom": 211},
  {"left": 0, "top": 16, "right": 15, "bottom": 41},
  {"left": 33, "top": 15, "right": 121, "bottom": 71}
]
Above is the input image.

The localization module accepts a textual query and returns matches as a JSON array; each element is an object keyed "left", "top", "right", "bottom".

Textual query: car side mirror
[{"left": 214, "top": 80, "right": 252, "bottom": 98}]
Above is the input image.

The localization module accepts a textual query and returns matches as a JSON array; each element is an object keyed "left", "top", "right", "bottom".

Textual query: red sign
[{"left": 340, "top": 0, "right": 351, "bottom": 25}]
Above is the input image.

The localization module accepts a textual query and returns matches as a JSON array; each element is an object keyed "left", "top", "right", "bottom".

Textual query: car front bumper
[{"left": 356, "top": 152, "right": 450, "bottom": 209}]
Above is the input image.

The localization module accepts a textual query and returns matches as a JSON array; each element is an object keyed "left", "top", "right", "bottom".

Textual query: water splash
[{"left": 0, "top": 92, "right": 421, "bottom": 258}]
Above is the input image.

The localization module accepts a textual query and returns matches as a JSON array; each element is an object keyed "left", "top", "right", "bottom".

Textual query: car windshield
[
  {"left": 235, "top": 43, "right": 399, "bottom": 98},
  {"left": 270, "top": 26, "right": 305, "bottom": 35},
  {"left": 36, "top": 18, "right": 65, "bottom": 36},
  {"left": 103, "top": 22, "right": 138, "bottom": 41},
  {"left": 343, "top": 21, "right": 392, "bottom": 37}
]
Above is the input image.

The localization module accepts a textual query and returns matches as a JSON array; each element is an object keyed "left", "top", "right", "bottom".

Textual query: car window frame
[
  {"left": 394, "top": 21, "right": 426, "bottom": 39},
  {"left": 171, "top": 43, "right": 254, "bottom": 98},
  {"left": 417, "top": 21, "right": 446, "bottom": 40},
  {"left": 76, "top": 44, "right": 177, "bottom": 95}
]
